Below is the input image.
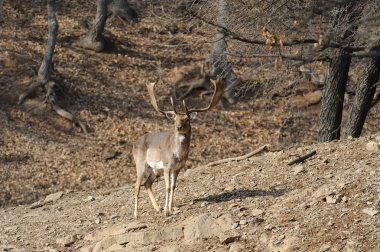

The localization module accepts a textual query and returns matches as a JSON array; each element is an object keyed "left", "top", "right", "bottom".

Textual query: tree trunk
[
  {"left": 108, "top": 0, "right": 138, "bottom": 23},
  {"left": 344, "top": 57, "right": 380, "bottom": 138},
  {"left": 38, "top": 0, "right": 58, "bottom": 84},
  {"left": 74, "top": 0, "right": 109, "bottom": 52},
  {"left": 318, "top": 3, "right": 360, "bottom": 142},
  {"left": 18, "top": 0, "right": 58, "bottom": 104},
  {"left": 74, "top": 0, "right": 137, "bottom": 51},
  {"left": 318, "top": 53, "right": 351, "bottom": 142},
  {"left": 209, "top": 0, "right": 238, "bottom": 106}
]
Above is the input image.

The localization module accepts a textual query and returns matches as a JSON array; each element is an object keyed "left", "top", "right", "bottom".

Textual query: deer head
[{"left": 147, "top": 75, "right": 224, "bottom": 128}]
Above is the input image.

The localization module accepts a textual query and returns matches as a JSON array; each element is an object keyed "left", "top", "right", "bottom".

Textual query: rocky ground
[
  {"left": 1, "top": 136, "right": 380, "bottom": 251},
  {"left": 1, "top": 1, "right": 380, "bottom": 251}
]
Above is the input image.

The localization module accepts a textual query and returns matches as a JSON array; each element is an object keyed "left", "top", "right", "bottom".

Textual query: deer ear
[
  {"left": 188, "top": 112, "right": 197, "bottom": 121},
  {"left": 165, "top": 113, "right": 176, "bottom": 121}
]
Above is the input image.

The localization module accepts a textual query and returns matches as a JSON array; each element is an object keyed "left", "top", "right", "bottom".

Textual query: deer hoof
[{"left": 164, "top": 209, "right": 171, "bottom": 216}]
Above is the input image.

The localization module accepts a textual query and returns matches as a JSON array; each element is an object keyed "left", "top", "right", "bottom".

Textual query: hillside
[
  {"left": 1, "top": 1, "right": 380, "bottom": 251},
  {"left": 1, "top": 135, "right": 380, "bottom": 251}
]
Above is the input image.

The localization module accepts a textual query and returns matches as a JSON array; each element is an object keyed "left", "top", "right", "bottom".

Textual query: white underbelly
[{"left": 147, "top": 161, "right": 164, "bottom": 170}]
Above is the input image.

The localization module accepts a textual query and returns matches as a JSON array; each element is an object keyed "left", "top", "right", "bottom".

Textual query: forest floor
[{"left": 0, "top": 1, "right": 380, "bottom": 251}]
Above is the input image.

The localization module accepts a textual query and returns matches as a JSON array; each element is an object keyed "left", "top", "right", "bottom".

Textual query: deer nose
[{"left": 177, "top": 125, "right": 183, "bottom": 130}]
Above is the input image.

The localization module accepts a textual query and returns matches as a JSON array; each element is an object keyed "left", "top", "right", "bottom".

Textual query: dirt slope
[
  {"left": 1, "top": 135, "right": 380, "bottom": 251},
  {"left": 1, "top": 1, "right": 380, "bottom": 251},
  {"left": 0, "top": 0, "right": 324, "bottom": 208}
]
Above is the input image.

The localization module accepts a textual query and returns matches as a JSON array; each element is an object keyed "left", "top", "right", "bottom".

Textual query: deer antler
[
  {"left": 146, "top": 81, "right": 176, "bottom": 115},
  {"left": 185, "top": 75, "right": 224, "bottom": 113},
  {"left": 147, "top": 75, "right": 224, "bottom": 116}
]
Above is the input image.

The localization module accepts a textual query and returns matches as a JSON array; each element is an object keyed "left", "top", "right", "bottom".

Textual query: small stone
[
  {"left": 125, "top": 224, "right": 148, "bottom": 232},
  {"left": 251, "top": 209, "right": 264, "bottom": 216},
  {"left": 219, "top": 232, "right": 241, "bottom": 244},
  {"left": 293, "top": 165, "right": 305, "bottom": 174},
  {"left": 250, "top": 217, "right": 264, "bottom": 224},
  {"left": 342, "top": 196, "right": 348, "bottom": 203},
  {"left": 264, "top": 224, "right": 276, "bottom": 231},
  {"left": 318, "top": 243, "right": 331, "bottom": 252},
  {"left": 86, "top": 196, "right": 95, "bottom": 202},
  {"left": 79, "top": 247, "right": 92, "bottom": 252},
  {"left": 366, "top": 142, "right": 379, "bottom": 152},
  {"left": 231, "top": 222, "right": 239, "bottom": 229},
  {"left": 362, "top": 208, "right": 379, "bottom": 216},
  {"left": 95, "top": 218, "right": 101, "bottom": 224},
  {"left": 201, "top": 202, "right": 207, "bottom": 207},
  {"left": 239, "top": 219, "right": 247, "bottom": 225},
  {"left": 325, "top": 196, "right": 336, "bottom": 204},
  {"left": 229, "top": 242, "right": 245, "bottom": 252},
  {"left": 237, "top": 212, "right": 246, "bottom": 217},
  {"left": 375, "top": 135, "right": 380, "bottom": 142},
  {"left": 272, "top": 234, "right": 285, "bottom": 245},
  {"left": 44, "top": 191, "right": 64, "bottom": 203},
  {"left": 30, "top": 201, "right": 45, "bottom": 209},
  {"left": 325, "top": 195, "right": 342, "bottom": 204},
  {"left": 56, "top": 235, "right": 76, "bottom": 247},
  {"left": 228, "top": 203, "right": 239, "bottom": 209}
]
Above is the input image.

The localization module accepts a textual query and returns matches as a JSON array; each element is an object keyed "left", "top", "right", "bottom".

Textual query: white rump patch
[{"left": 147, "top": 161, "right": 164, "bottom": 170}]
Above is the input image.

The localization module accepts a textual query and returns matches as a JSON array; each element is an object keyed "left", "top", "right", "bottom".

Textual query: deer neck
[{"left": 172, "top": 129, "right": 191, "bottom": 160}]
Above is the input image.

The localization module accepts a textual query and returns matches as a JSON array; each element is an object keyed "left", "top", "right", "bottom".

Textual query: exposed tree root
[
  {"left": 201, "top": 145, "right": 269, "bottom": 168},
  {"left": 287, "top": 150, "right": 317, "bottom": 165},
  {"left": 18, "top": 83, "right": 41, "bottom": 105},
  {"left": 19, "top": 81, "right": 88, "bottom": 134},
  {"left": 19, "top": 0, "right": 88, "bottom": 134}
]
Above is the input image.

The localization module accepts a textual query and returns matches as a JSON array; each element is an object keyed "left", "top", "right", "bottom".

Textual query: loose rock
[
  {"left": 44, "top": 191, "right": 64, "bottom": 203},
  {"left": 366, "top": 142, "right": 379, "bottom": 152},
  {"left": 362, "top": 208, "right": 379, "bottom": 216},
  {"left": 251, "top": 209, "right": 264, "bottom": 217},
  {"left": 293, "top": 165, "right": 305, "bottom": 174}
]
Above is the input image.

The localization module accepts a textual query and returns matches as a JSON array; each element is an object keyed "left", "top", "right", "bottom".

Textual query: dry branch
[
  {"left": 203, "top": 145, "right": 268, "bottom": 168},
  {"left": 287, "top": 150, "right": 317, "bottom": 165},
  {"left": 186, "top": 9, "right": 380, "bottom": 58}
]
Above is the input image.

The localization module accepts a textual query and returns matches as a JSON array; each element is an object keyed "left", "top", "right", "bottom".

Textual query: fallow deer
[{"left": 133, "top": 76, "right": 224, "bottom": 218}]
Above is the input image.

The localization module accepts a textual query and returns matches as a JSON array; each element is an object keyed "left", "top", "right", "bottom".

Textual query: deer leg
[
  {"left": 168, "top": 170, "right": 179, "bottom": 213},
  {"left": 144, "top": 173, "right": 161, "bottom": 212},
  {"left": 163, "top": 169, "right": 171, "bottom": 216},
  {"left": 134, "top": 172, "right": 144, "bottom": 219}
]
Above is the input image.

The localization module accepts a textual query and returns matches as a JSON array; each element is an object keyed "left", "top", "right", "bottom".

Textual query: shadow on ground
[{"left": 193, "top": 187, "right": 289, "bottom": 203}]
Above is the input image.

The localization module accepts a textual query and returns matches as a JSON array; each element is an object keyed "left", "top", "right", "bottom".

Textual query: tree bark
[
  {"left": 209, "top": 0, "right": 238, "bottom": 106},
  {"left": 344, "top": 57, "right": 380, "bottom": 138},
  {"left": 18, "top": 0, "right": 58, "bottom": 104},
  {"left": 318, "top": 53, "right": 351, "bottom": 142},
  {"left": 74, "top": 0, "right": 109, "bottom": 52},
  {"left": 108, "top": 0, "right": 138, "bottom": 23},
  {"left": 38, "top": 0, "right": 58, "bottom": 84},
  {"left": 74, "top": 0, "right": 137, "bottom": 51},
  {"left": 318, "top": 3, "right": 361, "bottom": 142},
  {"left": 19, "top": 0, "right": 88, "bottom": 133}
]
